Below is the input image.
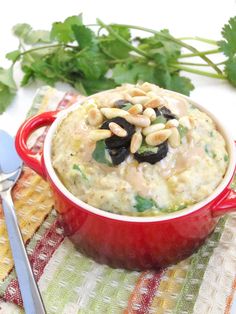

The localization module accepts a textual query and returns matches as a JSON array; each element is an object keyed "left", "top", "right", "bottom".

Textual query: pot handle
[
  {"left": 15, "top": 111, "right": 59, "bottom": 179},
  {"left": 211, "top": 141, "right": 236, "bottom": 217}
]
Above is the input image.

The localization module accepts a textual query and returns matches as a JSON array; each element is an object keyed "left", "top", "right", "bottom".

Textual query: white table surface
[{"left": 0, "top": 0, "right": 235, "bottom": 313}]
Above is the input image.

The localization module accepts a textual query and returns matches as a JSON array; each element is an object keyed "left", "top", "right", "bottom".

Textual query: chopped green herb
[
  {"left": 134, "top": 195, "right": 158, "bottom": 212},
  {"left": 138, "top": 143, "right": 158, "bottom": 154},
  {"left": 204, "top": 144, "right": 210, "bottom": 154},
  {"left": 224, "top": 154, "right": 229, "bottom": 162},
  {"left": 121, "top": 103, "right": 133, "bottom": 111},
  {"left": 209, "top": 131, "right": 214, "bottom": 137},
  {"left": 92, "top": 140, "right": 112, "bottom": 166},
  {"left": 73, "top": 164, "right": 88, "bottom": 180},
  {"left": 205, "top": 144, "right": 216, "bottom": 158},
  {"left": 152, "top": 116, "right": 167, "bottom": 124},
  {"left": 212, "top": 152, "right": 217, "bottom": 159},
  {"left": 161, "top": 203, "right": 187, "bottom": 213},
  {"left": 178, "top": 125, "right": 188, "bottom": 140},
  {"left": 230, "top": 175, "right": 236, "bottom": 191}
]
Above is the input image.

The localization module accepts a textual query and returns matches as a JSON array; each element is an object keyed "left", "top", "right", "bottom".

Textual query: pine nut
[
  {"left": 139, "top": 82, "right": 160, "bottom": 93},
  {"left": 143, "top": 108, "right": 156, "bottom": 122},
  {"left": 142, "top": 123, "right": 165, "bottom": 136},
  {"left": 179, "top": 116, "right": 192, "bottom": 129},
  {"left": 100, "top": 108, "right": 128, "bottom": 119},
  {"left": 128, "top": 104, "right": 143, "bottom": 115},
  {"left": 131, "top": 96, "right": 150, "bottom": 105},
  {"left": 129, "top": 88, "right": 147, "bottom": 96},
  {"left": 124, "top": 114, "right": 151, "bottom": 128},
  {"left": 89, "top": 130, "right": 112, "bottom": 142},
  {"left": 147, "top": 91, "right": 158, "bottom": 98},
  {"left": 145, "top": 129, "right": 172, "bottom": 146},
  {"left": 143, "top": 96, "right": 165, "bottom": 108},
  {"left": 139, "top": 82, "right": 153, "bottom": 92},
  {"left": 130, "top": 132, "right": 143, "bottom": 153},
  {"left": 165, "top": 119, "right": 179, "bottom": 129},
  {"left": 109, "top": 122, "right": 127, "bottom": 137},
  {"left": 87, "top": 108, "right": 103, "bottom": 126},
  {"left": 168, "top": 127, "right": 180, "bottom": 148}
]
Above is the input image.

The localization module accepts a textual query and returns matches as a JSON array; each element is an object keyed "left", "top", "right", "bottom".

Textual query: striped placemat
[{"left": 0, "top": 86, "right": 235, "bottom": 314}]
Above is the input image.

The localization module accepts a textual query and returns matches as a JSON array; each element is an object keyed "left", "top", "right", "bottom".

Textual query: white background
[
  {"left": 0, "top": 0, "right": 236, "bottom": 137},
  {"left": 0, "top": 1, "right": 235, "bottom": 313}
]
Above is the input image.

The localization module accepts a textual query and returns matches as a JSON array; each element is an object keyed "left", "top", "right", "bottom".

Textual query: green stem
[
  {"left": 179, "top": 60, "right": 225, "bottom": 66},
  {"left": 178, "top": 36, "right": 218, "bottom": 45},
  {"left": 172, "top": 64, "right": 226, "bottom": 79},
  {"left": 111, "top": 23, "right": 222, "bottom": 75},
  {"left": 97, "top": 19, "right": 151, "bottom": 59},
  {"left": 179, "top": 48, "right": 221, "bottom": 58},
  {"left": 13, "top": 43, "right": 75, "bottom": 64}
]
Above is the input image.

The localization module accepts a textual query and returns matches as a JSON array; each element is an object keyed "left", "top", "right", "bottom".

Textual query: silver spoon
[{"left": 0, "top": 130, "right": 46, "bottom": 314}]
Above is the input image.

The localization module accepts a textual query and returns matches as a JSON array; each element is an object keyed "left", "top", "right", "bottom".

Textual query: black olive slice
[
  {"left": 134, "top": 141, "right": 168, "bottom": 164},
  {"left": 114, "top": 99, "right": 133, "bottom": 108},
  {"left": 101, "top": 117, "right": 135, "bottom": 149},
  {"left": 108, "top": 147, "right": 129, "bottom": 165},
  {"left": 154, "top": 106, "right": 177, "bottom": 120}
]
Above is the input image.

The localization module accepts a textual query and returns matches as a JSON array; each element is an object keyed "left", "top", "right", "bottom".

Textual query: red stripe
[
  {"left": 124, "top": 269, "right": 165, "bottom": 314},
  {"left": 224, "top": 276, "right": 236, "bottom": 314},
  {"left": 3, "top": 218, "right": 65, "bottom": 306}
]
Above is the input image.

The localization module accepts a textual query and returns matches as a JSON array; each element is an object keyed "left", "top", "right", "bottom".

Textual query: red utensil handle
[{"left": 15, "top": 111, "right": 59, "bottom": 179}]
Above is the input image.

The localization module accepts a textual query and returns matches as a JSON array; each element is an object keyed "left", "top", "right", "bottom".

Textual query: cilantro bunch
[{"left": 0, "top": 14, "right": 236, "bottom": 114}]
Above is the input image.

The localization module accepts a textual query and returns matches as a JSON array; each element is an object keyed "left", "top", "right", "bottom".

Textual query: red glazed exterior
[{"left": 15, "top": 105, "right": 236, "bottom": 270}]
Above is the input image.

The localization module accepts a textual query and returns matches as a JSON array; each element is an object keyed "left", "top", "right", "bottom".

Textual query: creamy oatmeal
[{"left": 51, "top": 83, "right": 229, "bottom": 216}]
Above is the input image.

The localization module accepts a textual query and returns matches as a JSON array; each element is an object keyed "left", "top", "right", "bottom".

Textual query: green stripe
[
  {"left": 174, "top": 217, "right": 227, "bottom": 314},
  {"left": 42, "top": 242, "right": 98, "bottom": 313},
  {"left": 83, "top": 267, "right": 140, "bottom": 313}
]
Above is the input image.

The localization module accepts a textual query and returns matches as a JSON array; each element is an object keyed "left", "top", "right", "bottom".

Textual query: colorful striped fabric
[{"left": 0, "top": 86, "right": 235, "bottom": 314}]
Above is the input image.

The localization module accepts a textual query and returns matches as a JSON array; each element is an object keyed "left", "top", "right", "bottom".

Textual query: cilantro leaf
[
  {"left": 24, "top": 30, "right": 51, "bottom": 44},
  {"left": 178, "top": 125, "right": 188, "bottom": 140},
  {"left": 12, "top": 23, "right": 32, "bottom": 39},
  {"left": 50, "top": 15, "right": 83, "bottom": 43},
  {"left": 20, "top": 66, "right": 34, "bottom": 86},
  {"left": 81, "top": 78, "right": 116, "bottom": 95},
  {"left": 76, "top": 50, "right": 108, "bottom": 80},
  {"left": 138, "top": 29, "right": 181, "bottom": 62},
  {"left": 224, "top": 57, "right": 236, "bottom": 86},
  {"left": 99, "top": 25, "right": 131, "bottom": 59},
  {"left": 6, "top": 50, "right": 21, "bottom": 62},
  {"left": 112, "top": 63, "right": 156, "bottom": 84},
  {"left": 0, "top": 66, "right": 17, "bottom": 90},
  {"left": 72, "top": 25, "right": 97, "bottom": 49},
  {"left": 205, "top": 144, "right": 216, "bottom": 159},
  {"left": 0, "top": 66, "right": 17, "bottom": 113},
  {"left": 134, "top": 195, "right": 157, "bottom": 212},
  {"left": 92, "top": 140, "right": 112, "bottom": 166},
  {"left": 169, "top": 74, "right": 194, "bottom": 96},
  {"left": 121, "top": 103, "right": 133, "bottom": 111},
  {"left": 73, "top": 164, "right": 88, "bottom": 180},
  {"left": 138, "top": 143, "right": 158, "bottom": 154},
  {"left": 0, "top": 83, "right": 16, "bottom": 113},
  {"left": 218, "top": 17, "right": 236, "bottom": 58},
  {"left": 152, "top": 116, "right": 167, "bottom": 124}
]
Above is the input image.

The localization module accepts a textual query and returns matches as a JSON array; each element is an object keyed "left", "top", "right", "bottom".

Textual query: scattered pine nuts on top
[{"left": 86, "top": 83, "right": 193, "bottom": 165}]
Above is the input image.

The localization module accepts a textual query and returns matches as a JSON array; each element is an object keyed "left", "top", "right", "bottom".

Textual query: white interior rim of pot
[{"left": 44, "top": 90, "right": 236, "bottom": 222}]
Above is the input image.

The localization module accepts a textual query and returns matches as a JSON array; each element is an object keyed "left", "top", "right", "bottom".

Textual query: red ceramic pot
[{"left": 15, "top": 94, "right": 236, "bottom": 270}]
